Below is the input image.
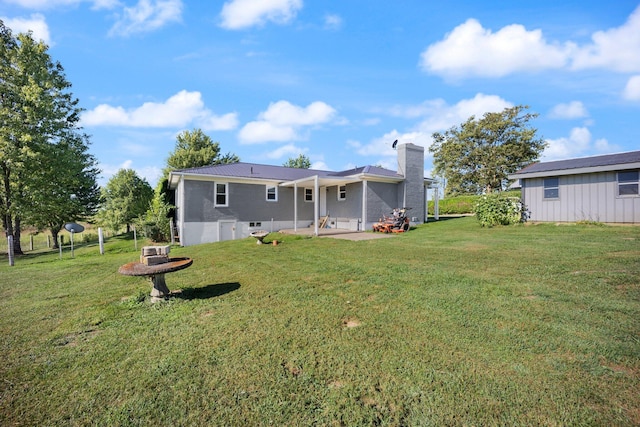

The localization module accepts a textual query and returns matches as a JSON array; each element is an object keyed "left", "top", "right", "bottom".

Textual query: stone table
[{"left": 119, "top": 257, "right": 193, "bottom": 302}]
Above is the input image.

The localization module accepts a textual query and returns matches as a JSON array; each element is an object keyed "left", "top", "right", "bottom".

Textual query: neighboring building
[
  {"left": 509, "top": 150, "right": 640, "bottom": 223},
  {"left": 168, "top": 143, "right": 435, "bottom": 246}
]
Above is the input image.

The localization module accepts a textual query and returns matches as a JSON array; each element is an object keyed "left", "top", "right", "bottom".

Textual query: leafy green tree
[
  {"left": 430, "top": 105, "right": 546, "bottom": 196},
  {"left": 24, "top": 134, "right": 100, "bottom": 248},
  {"left": 96, "top": 169, "right": 153, "bottom": 234},
  {"left": 165, "top": 128, "right": 239, "bottom": 172},
  {"left": 283, "top": 154, "right": 311, "bottom": 169},
  {"left": 1, "top": 22, "right": 97, "bottom": 254}
]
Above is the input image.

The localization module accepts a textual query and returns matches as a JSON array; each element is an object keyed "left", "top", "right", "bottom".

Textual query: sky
[{"left": 1, "top": 0, "right": 640, "bottom": 188}]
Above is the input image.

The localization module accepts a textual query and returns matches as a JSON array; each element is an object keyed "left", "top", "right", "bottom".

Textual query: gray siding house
[
  {"left": 509, "top": 150, "right": 640, "bottom": 224},
  {"left": 168, "top": 143, "right": 434, "bottom": 246}
]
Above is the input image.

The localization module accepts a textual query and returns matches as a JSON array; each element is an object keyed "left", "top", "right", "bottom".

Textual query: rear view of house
[
  {"left": 168, "top": 143, "right": 434, "bottom": 246},
  {"left": 509, "top": 150, "right": 640, "bottom": 223}
]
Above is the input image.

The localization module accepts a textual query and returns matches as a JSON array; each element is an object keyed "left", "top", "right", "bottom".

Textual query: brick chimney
[{"left": 397, "top": 143, "right": 425, "bottom": 223}]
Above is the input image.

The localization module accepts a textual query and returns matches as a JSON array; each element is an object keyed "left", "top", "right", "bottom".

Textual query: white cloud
[
  {"left": 543, "top": 127, "right": 619, "bottom": 161},
  {"left": 219, "top": 0, "right": 302, "bottom": 30},
  {"left": 420, "top": 18, "right": 570, "bottom": 78},
  {"left": 354, "top": 94, "right": 512, "bottom": 169},
  {"left": 549, "top": 101, "right": 588, "bottom": 119},
  {"left": 1, "top": 13, "right": 51, "bottom": 44},
  {"left": 81, "top": 90, "right": 238, "bottom": 131},
  {"left": 571, "top": 6, "right": 640, "bottom": 73},
  {"left": 238, "top": 100, "right": 337, "bottom": 144},
  {"left": 4, "top": 0, "right": 119, "bottom": 8},
  {"left": 98, "top": 160, "right": 162, "bottom": 186},
  {"left": 108, "top": 0, "right": 182, "bottom": 37},
  {"left": 623, "top": 75, "right": 640, "bottom": 101},
  {"left": 324, "top": 14, "right": 342, "bottom": 30},
  {"left": 421, "top": 5, "right": 640, "bottom": 78},
  {"left": 264, "top": 143, "right": 306, "bottom": 159}
]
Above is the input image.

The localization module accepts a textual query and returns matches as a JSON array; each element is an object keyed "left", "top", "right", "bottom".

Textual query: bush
[
  {"left": 135, "top": 197, "right": 172, "bottom": 243},
  {"left": 475, "top": 194, "right": 527, "bottom": 227}
]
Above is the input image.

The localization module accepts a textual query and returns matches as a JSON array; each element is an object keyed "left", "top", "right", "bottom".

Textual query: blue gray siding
[{"left": 523, "top": 171, "right": 639, "bottom": 223}]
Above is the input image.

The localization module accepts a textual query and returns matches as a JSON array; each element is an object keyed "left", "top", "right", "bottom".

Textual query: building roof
[
  {"left": 509, "top": 150, "right": 640, "bottom": 179},
  {"left": 168, "top": 162, "right": 406, "bottom": 188}
]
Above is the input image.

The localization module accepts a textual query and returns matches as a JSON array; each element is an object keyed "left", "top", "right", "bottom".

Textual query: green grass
[{"left": 1, "top": 218, "right": 639, "bottom": 426}]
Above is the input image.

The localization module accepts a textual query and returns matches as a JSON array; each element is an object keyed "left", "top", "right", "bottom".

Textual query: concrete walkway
[{"left": 279, "top": 228, "right": 395, "bottom": 241}]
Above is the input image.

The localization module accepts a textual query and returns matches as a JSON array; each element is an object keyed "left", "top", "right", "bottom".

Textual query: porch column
[
  {"left": 362, "top": 180, "right": 368, "bottom": 231},
  {"left": 314, "top": 175, "right": 319, "bottom": 236},
  {"left": 294, "top": 182, "right": 298, "bottom": 232}
]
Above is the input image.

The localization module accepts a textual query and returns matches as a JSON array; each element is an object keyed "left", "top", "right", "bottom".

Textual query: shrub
[
  {"left": 475, "top": 194, "right": 527, "bottom": 227},
  {"left": 135, "top": 197, "right": 172, "bottom": 243}
]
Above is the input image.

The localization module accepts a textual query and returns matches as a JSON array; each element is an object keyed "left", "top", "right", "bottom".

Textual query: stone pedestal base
[{"left": 149, "top": 274, "right": 170, "bottom": 302}]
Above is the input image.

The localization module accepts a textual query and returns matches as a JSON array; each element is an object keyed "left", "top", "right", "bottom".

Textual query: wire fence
[{"left": 0, "top": 229, "right": 118, "bottom": 255}]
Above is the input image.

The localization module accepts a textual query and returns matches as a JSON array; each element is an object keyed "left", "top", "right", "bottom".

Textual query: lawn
[{"left": 1, "top": 217, "right": 638, "bottom": 426}]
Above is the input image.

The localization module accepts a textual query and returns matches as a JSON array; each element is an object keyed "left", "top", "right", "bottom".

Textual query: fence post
[
  {"left": 8, "top": 235, "right": 14, "bottom": 266},
  {"left": 30, "top": 235, "right": 34, "bottom": 251},
  {"left": 59, "top": 235, "right": 63, "bottom": 259},
  {"left": 133, "top": 226, "right": 137, "bottom": 250},
  {"left": 170, "top": 219, "right": 175, "bottom": 245},
  {"left": 47, "top": 235, "right": 51, "bottom": 248},
  {"left": 98, "top": 227, "right": 104, "bottom": 255}
]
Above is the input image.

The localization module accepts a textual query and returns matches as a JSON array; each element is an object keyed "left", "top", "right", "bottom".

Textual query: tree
[
  {"left": 1, "top": 22, "right": 98, "bottom": 254},
  {"left": 283, "top": 154, "right": 311, "bottom": 169},
  {"left": 165, "top": 128, "right": 239, "bottom": 172},
  {"left": 24, "top": 133, "right": 100, "bottom": 248},
  {"left": 96, "top": 169, "right": 153, "bottom": 234},
  {"left": 429, "top": 105, "right": 546, "bottom": 196}
]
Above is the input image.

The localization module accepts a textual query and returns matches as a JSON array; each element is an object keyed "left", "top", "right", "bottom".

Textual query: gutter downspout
[{"left": 362, "top": 180, "right": 367, "bottom": 231}]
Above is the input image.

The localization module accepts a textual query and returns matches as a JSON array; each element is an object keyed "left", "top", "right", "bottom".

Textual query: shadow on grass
[{"left": 175, "top": 282, "right": 241, "bottom": 300}]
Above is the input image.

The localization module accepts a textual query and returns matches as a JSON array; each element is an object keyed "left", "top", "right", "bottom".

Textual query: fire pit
[
  {"left": 118, "top": 246, "right": 193, "bottom": 302},
  {"left": 249, "top": 230, "right": 269, "bottom": 244}
]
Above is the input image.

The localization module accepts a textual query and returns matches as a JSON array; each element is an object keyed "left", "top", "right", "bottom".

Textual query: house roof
[
  {"left": 167, "top": 162, "right": 409, "bottom": 188},
  {"left": 509, "top": 150, "right": 640, "bottom": 179}
]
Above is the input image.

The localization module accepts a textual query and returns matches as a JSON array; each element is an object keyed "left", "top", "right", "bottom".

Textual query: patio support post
[
  {"left": 294, "top": 182, "right": 298, "bottom": 232},
  {"left": 314, "top": 175, "right": 319, "bottom": 236},
  {"left": 362, "top": 180, "right": 367, "bottom": 231}
]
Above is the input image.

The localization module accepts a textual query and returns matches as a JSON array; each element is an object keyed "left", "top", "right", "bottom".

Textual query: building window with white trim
[
  {"left": 266, "top": 185, "right": 278, "bottom": 201},
  {"left": 304, "top": 188, "right": 313, "bottom": 202},
  {"left": 543, "top": 177, "right": 559, "bottom": 199},
  {"left": 215, "top": 182, "right": 228, "bottom": 206},
  {"left": 338, "top": 185, "right": 346, "bottom": 201},
  {"left": 618, "top": 171, "right": 639, "bottom": 196}
]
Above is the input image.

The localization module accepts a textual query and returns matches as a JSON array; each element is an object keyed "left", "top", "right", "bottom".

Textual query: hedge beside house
[{"left": 427, "top": 191, "right": 521, "bottom": 215}]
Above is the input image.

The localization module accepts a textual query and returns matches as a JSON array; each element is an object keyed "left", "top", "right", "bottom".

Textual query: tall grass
[{"left": 1, "top": 218, "right": 638, "bottom": 425}]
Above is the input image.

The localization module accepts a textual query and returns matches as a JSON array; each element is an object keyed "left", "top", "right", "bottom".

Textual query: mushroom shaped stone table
[
  {"left": 119, "top": 257, "right": 193, "bottom": 302},
  {"left": 249, "top": 230, "right": 269, "bottom": 244}
]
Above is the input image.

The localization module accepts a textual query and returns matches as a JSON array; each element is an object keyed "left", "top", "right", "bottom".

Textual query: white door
[{"left": 219, "top": 221, "right": 235, "bottom": 241}]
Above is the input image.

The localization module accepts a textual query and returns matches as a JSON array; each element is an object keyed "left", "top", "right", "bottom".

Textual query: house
[
  {"left": 509, "top": 150, "right": 640, "bottom": 224},
  {"left": 168, "top": 143, "right": 435, "bottom": 246}
]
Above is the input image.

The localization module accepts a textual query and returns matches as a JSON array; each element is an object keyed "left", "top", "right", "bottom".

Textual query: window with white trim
[
  {"left": 618, "top": 171, "right": 639, "bottom": 196},
  {"left": 338, "top": 185, "right": 346, "bottom": 201},
  {"left": 215, "top": 182, "right": 228, "bottom": 207},
  {"left": 543, "top": 177, "right": 559, "bottom": 199},
  {"left": 266, "top": 185, "right": 278, "bottom": 201},
  {"left": 304, "top": 188, "right": 313, "bottom": 202}
]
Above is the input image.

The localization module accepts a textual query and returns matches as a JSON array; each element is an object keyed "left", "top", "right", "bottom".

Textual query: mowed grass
[{"left": 1, "top": 217, "right": 639, "bottom": 426}]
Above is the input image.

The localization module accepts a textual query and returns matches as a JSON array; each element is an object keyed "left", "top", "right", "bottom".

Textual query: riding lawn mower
[{"left": 372, "top": 207, "right": 411, "bottom": 233}]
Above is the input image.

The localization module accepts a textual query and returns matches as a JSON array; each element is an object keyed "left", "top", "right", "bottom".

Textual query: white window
[
  {"left": 266, "top": 185, "right": 278, "bottom": 202},
  {"left": 338, "top": 185, "right": 346, "bottom": 201},
  {"left": 618, "top": 171, "right": 639, "bottom": 196},
  {"left": 543, "top": 177, "right": 559, "bottom": 199},
  {"left": 215, "top": 182, "right": 228, "bottom": 207},
  {"left": 304, "top": 188, "right": 313, "bottom": 202}
]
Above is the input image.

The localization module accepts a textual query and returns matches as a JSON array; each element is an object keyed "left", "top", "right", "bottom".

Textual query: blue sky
[{"left": 2, "top": 0, "right": 639, "bottom": 187}]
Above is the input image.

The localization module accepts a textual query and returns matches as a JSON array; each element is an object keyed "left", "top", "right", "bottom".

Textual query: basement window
[
  {"left": 338, "top": 185, "right": 346, "bottom": 201},
  {"left": 618, "top": 171, "right": 639, "bottom": 196},
  {"left": 543, "top": 177, "right": 559, "bottom": 199}
]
